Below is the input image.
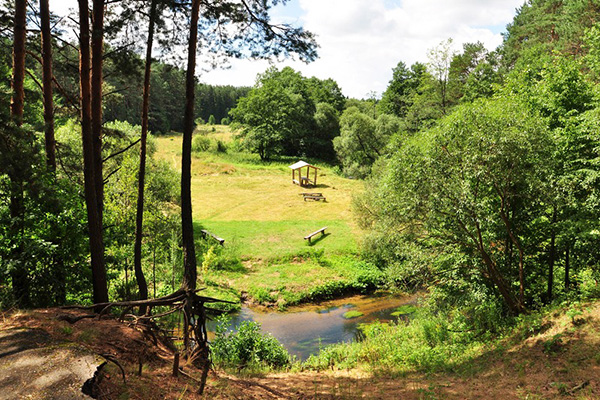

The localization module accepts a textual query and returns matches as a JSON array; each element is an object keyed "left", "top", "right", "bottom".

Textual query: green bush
[
  {"left": 208, "top": 115, "right": 216, "bottom": 125},
  {"left": 221, "top": 117, "right": 231, "bottom": 125},
  {"left": 577, "top": 268, "right": 600, "bottom": 299},
  {"left": 211, "top": 315, "right": 291, "bottom": 371},
  {"left": 192, "top": 135, "right": 211, "bottom": 152},
  {"left": 213, "top": 139, "right": 228, "bottom": 153}
]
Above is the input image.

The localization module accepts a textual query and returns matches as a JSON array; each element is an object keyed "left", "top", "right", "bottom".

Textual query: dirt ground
[{"left": 1, "top": 305, "right": 599, "bottom": 399}]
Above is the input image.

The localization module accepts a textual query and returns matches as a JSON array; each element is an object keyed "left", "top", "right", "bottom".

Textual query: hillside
[{"left": 1, "top": 301, "right": 598, "bottom": 399}]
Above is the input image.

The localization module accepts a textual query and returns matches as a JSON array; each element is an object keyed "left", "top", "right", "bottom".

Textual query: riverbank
[
  {"left": 207, "top": 292, "right": 420, "bottom": 360},
  {"left": 2, "top": 300, "right": 598, "bottom": 399}
]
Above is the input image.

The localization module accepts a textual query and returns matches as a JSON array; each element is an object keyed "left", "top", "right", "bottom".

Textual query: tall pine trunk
[
  {"left": 79, "top": 0, "right": 108, "bottom": 306},
  {"left": 134, "top": 0, "right": 158, "bottom": 314},
  {"left": 91, "top": 0, "right": 104, "bottom": 221},
  {"left": 11, "top": 0, "right": 26, "bottom": 124},
  {"left": 181, "top": 0, "right": 201, "bottom": 291},
  {"left": 9, "top": 0, "right": 29, "bottom": 307},
  {"left": 40, "top": 0, "right": 55, "bottom": 171}
]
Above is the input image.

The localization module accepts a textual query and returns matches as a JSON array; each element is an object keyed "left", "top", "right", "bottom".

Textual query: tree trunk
[
  {"left": 181, "top": 0, "right": 201, "bottom": 291},
  {"left": 498, "top": 200, "right": 525, "bottom": 306},
  {"left": 40, "top": 0, "right": 55, "bottom": 171},
  {"left": 547, "top": 206, "right": 557, "bottom": 303},
  {"left": 564, "top": 242, "right": 570, "bottom": 291},
  {"left": 11, "top": 0, "right": 27, "bottom": 125},
  {"left": 79, "top": 0, "right": 108, "bottom": 306},
  {"left": 9, "top": 0, "right": 29, "bottom": 307},
  {"left": 134, "top": 0, "right": 158, "bottom": 315},
  {"left": 91, "top": 0, "right": 104, "bottom": 221},
  {"left": 479, "top": 244, "right": 525, "bottom": 315}
]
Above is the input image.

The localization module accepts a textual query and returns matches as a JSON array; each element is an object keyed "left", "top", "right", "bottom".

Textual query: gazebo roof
[{"left": 288, "top": 160, "right": 318, "bottom": 170}]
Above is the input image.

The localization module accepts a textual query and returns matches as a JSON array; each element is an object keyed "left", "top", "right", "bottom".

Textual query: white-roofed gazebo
[{"left": 289, "top": 160, "right": 319, "bottom": 187}]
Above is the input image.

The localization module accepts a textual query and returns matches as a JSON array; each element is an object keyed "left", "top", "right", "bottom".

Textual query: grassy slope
[{"left": 153, "top": 126, "right": 366, "bottom": 306}]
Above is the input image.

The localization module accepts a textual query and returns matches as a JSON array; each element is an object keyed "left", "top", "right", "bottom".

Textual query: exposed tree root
[{"left": 61, "top": 288, "right": 234, "bottom": 394}]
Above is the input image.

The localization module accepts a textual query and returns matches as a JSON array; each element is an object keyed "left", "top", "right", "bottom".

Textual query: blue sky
[{"left": 53, "top": 0, "right": 525, "bottom": 98}]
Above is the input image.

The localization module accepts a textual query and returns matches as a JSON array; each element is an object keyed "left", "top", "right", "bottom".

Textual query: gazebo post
[{"left": 314, "top": 167, "right": 317, "bottom": 186}]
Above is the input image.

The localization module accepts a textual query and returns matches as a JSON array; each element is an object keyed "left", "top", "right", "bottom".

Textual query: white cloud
[
  {"left": 200, "top": 0, "right": 524, "bottom": 98},
  {"left": 50, "top": 0, "right": 525, "bottom": 98}
]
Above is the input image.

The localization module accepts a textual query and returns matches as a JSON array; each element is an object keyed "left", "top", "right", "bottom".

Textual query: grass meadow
[{"left": 153, "top": 125, "right": 368, "bottom": 307}]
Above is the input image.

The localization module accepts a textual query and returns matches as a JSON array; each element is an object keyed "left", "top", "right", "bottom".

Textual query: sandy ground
[{"left": 0, "top": 328, "right": 102, "bottom": 399}]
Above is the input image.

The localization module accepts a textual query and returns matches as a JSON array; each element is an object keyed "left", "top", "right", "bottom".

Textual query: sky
[{"left": 52, "top": 0, "right": 525, "bottom": 99}]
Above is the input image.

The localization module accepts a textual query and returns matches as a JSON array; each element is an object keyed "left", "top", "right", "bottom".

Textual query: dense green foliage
[
  {"left": 230, "top": 66, "right": 344, "bottom": 160},
  {"left": 212, "top": 315, "right": 291, "bottom": 370},
  {"left": 352, "top": 0, "right": 600, "bottom": 326}
]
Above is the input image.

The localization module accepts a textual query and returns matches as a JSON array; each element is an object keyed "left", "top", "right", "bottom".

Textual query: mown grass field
[{"left": 153, "top": 125, "right": 369, "bottom": 306}]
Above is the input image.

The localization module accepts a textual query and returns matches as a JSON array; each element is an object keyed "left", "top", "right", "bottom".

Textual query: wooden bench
[
  {"left": 200, "top": 229, "right": 225, "bottom": 245},
  {"left": 304, "top": 226, "right": 327, "bottom": 243},
  {"left": 303, "top": 195, "right": 326, "bottom": 201},
  {"left": 300, "top": 192, "right": 326, "bottom": 201},
  {"left": 299, "top": 192, "right": 322, "bottom": 197}
]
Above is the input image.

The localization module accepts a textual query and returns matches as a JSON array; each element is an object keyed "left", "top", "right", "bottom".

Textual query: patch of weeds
[
  {"left": 342, "top": 310, "right": 363, "bottom": 319},
  {"left": 416, "top": 384, "right": 440, "bottom": 399},
  {"left": 516, "top": 312, "right": 551, "bottom": 340},
  {"left": 59, "top": 325, "right": 73, "bottom": 335},
  {"left": 542, "top": 334, "right": 564, "bottom": 355},
  {"left": 566, "top": 308, "right": 585, "bottom": 326},
  {"left": 249, "top": 287, "right": 275, "bottom": 304},
  {"left": 550, "top": 381, "right": 569, "bottom": 396},
  {"left": 515, "top": 361, "right": 528, "bottom": 378},
  {"left": 78, "top": 328, "right": 98, "bottom": 344}
]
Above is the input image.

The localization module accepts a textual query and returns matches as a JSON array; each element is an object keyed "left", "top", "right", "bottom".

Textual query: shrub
[
  {"left": 213, "top": 139, "right": 228, "bottom": 153},
  {"left": 221, "top": 117, "right": 231, "bottom": 125},
  {"left": 578, "top": 268, "right": 600, "bottom": 299},
  {"left": 192, "top": 135, "right": 211, "bottom": 152},
  {"left": 208, "top": 115, "right": 216, "bottom": 125},
  {"left": 211, "top": 315, "right": 291, "bottom": 370}
]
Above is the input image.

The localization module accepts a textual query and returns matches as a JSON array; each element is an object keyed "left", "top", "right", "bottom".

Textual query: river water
[{"left": 207, "top": 293, "right": 417, "bottom": 360}]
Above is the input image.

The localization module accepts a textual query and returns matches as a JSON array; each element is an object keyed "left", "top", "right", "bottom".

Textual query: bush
[
  {"left": 192, "top": 135, "right": 211, "bottom": 152},
  {"left": 221, "top": 117, "right": 231, "bottom": 125},
  {"left": 211, "top": 315, "right": 291, "bottom": 371},
  {"left": 208, "top": 115, "right": 216, "bottom": 125},
  {"left": 213, "top": 139, "right": 228, "bottom": 153},
  {"left": 577, "top": 268, "right": 600, "bottom": 299}
]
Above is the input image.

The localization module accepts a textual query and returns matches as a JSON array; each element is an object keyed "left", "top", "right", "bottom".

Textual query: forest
[{"left": 1, "top": 0, "right": 600, "bottom": 398}]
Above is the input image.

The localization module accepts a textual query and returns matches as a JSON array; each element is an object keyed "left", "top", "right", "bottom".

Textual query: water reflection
[{"left": 207, "top": 293, "right": 417, "bottom": 360}]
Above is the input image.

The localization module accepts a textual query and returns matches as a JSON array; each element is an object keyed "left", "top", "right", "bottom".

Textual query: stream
[{"left": 207, "top": 293, "right": 418, "bottom": 360}]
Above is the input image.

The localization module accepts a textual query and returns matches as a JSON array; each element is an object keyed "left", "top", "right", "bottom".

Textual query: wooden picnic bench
[
  {"left": 304, "top": 226, "right": 327, "bottom": 243},
  {"left": 200, "top": 229, "right": 225, "bottom": 245},
  {"left": 299, "top": 192, "right": 322, "bottom": 196},
  {"left": 300, "top": 192, "right": 326, "bottom": 201}
]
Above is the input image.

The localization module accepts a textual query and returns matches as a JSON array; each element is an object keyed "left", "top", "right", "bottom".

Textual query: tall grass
[{"left": 302, "top": 309, "right": 484, "bottom": 375}]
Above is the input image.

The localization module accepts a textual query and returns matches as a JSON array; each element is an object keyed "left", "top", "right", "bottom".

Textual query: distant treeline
[{"left": 104, "top": 61, "right": 250, "bottom": 134}]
